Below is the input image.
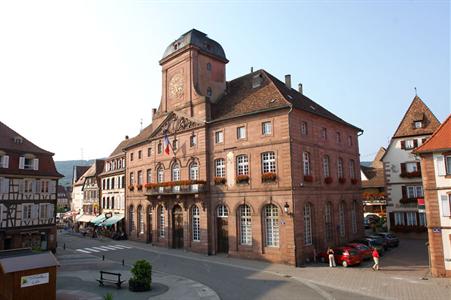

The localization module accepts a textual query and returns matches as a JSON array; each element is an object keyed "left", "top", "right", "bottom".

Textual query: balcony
[{"left": 144, "top": 180, "right": 207, "bottom": 196}]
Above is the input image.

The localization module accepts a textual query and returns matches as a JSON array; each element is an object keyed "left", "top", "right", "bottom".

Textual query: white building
[{"left": 382, "top": 96, "right": 440, "bottom": 232}]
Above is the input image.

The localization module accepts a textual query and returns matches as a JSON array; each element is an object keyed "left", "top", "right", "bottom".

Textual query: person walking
[
  {"left": 372, "top": 247, "right": 380, "bottom": 271},
  {"left": 327, "top": 247, "right": 336, "bottom": 267}
]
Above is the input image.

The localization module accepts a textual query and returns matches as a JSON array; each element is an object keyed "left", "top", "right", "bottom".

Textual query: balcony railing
[{"left": 144, "top": 181, "right": 207, "bottom": 195}]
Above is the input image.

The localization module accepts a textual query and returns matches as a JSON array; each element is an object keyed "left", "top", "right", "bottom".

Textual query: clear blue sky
[{"left": 0, "top": 1, "right": 449, "bottom": 161}]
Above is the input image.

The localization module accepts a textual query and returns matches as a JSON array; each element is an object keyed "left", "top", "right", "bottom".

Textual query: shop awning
[
  {"left": 76, "top": 214, "right": 95, "bottom": 223},
  {"left": 90, "top": 214, "right": 107, "bottom": 225},
  {"left": 101, "top": 214, "right": 124, "bottom": 227}
]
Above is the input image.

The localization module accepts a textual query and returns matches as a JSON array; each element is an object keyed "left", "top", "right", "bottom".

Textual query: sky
[{"left": 0, "top": 0, "right": 449, "bottom": 161}]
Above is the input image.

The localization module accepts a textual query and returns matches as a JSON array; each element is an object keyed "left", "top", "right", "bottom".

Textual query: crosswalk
[{"left": 75, "top": 244, "right": 132, "bottom": 254}]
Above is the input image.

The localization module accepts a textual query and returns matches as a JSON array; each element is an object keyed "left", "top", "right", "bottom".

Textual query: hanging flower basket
[
  {"left": 338, "top": 177, "right": 346, "bottom": 184},
  {"left": 324, "top": 177, "right": 333, "bottom": 184}
]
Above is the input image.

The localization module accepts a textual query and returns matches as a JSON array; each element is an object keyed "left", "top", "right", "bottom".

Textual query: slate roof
[
  {"left": 392, "top": 96, "right": 441, "bottom": 138},
  {"left": 414, "top": 114, "right": 451, "bottom": 153},
  {"left": 123, "top": 123, "right": 155, "bottom": 150},
  {"left": 109, "top": 138, "right": 130, "bottom": 157},
  {"left": 361, "top": 165, "right": 385, "bottom": 188},
  {"left": 211, "top": 70, "right": 362, "bottom": 131},
  {"left": 74, "top": 166, "right": 90, "bottom": 183},
  {"left": 0, "top": 121, "right": 53, "bottom": 155}
]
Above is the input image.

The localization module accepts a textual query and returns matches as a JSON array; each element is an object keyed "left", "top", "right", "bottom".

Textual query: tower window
[{"left": 207, "top": 87, "right": 212, "bottom": 97}]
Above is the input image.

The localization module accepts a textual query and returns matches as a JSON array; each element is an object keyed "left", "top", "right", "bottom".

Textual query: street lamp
[{"left": 284, "top": 202, "right": 293, "bottom": 216}]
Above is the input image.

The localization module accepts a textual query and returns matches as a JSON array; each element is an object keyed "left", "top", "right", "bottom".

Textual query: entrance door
[
  {"left": 147, "top": 207, "right": 152, "bottom": 243},
  {"left": 172, "top": 205, "right": 183, "bottom": 249},
  {"left": 217, "top": 205, "right": 229, "bottom": 253}
]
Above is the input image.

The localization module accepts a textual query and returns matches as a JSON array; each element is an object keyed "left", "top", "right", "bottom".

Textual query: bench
[{"left": 96, "top": 271, "right": 125, "bottom": 289}]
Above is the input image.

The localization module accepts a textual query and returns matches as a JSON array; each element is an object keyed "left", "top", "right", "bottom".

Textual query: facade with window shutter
[
  {"left": 123, "top": 29, "right": 363, "bottom": 266},
  {"left": 0, "top": 121, "right": 63, "bottom": 251},
  {"left": 414, "top": 115, "right": 451, "bottom": 277},
  {"left": 382, "top": 96, "right": 441, "bottom": 232}
]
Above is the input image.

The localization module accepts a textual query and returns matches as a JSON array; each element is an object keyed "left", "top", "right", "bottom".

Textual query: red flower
[{"left": 324, "top": 177, "right": 333, "bottom": 184}]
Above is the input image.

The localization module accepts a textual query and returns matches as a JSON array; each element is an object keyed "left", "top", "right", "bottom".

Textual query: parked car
[
  {"left": 346, "top": 243, "right": 372, "bottom": 260},
  {"left": 353, "top": 238, "right": 385, "bottom": 256},
  {"left": 376, "top": 232, "right": 399, "bottom": 247},
  {"left": 317, "top": 246, "right": 362, "bottom": 267},
  {"left": 366, "top": 235, "right": 389, "bottom": 251}
]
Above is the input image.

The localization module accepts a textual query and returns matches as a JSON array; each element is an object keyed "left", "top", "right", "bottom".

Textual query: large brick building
[
  {"left": 124, "top": 29, "right": 363, "bottom": 265},
  {"left": 0, "top": 121, "right": 62, "bottom": 251}
]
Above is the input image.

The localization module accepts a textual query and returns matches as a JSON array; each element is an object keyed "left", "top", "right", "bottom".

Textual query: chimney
[
  {"left": 298, "top": 83, "right": 303, "bottom": 94},
  {"left": 251, "top": 67, "right": 254, "bottom": 73},
  {"left": 285, "top": 75, "right": 291, "bottom": 89},
  {"left": 152, "top": 108, "right": 157, "bottom": 120},
  {"left": 125, "top": 135, "right": 129, "bottom": 140}
]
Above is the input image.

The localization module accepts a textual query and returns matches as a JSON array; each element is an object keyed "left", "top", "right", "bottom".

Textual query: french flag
[{"left": 163, "top": 131, "right": 171, "bottom": 155}]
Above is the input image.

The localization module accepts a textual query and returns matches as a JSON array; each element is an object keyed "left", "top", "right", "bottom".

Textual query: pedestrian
[
  {"left": 327, "top": 247, "right": 336, "bottom": 267},
  {"left": 372, "top": 247, "right": 380, "bottom": 271}
]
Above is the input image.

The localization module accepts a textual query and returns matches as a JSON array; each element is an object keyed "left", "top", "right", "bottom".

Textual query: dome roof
[{"left": 161, "top": 29, "right": 227, "bottom": 62}]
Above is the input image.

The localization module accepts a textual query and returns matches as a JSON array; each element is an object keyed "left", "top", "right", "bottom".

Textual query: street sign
[{"left": 432, "top": 227, "right": 441, "bottom": 233}]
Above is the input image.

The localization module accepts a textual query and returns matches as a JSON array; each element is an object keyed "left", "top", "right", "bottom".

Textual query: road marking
[
  {"left": 113, "top": 244, "right": 132, "bottom": 249},
  {"left": 97, "top": 246, "right": 119, "bottom": 250},
  {"left": 91, "top": 247, "right": 110, "bottom": 251},
  {"left": 75, "top": 249, "right": 91, "bottom": 254},
  {"left": 83, "top": 248, "right": 100, "bottom": 252}
]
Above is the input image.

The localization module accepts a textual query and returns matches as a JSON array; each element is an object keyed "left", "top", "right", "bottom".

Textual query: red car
[
  {"left": 318, "top": 246, "right": 362, "bottom": 267},
  {"left": 346, "top": 243, "right": 372, "bottom": 260}
]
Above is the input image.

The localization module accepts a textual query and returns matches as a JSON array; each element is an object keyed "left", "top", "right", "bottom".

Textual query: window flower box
[
  {"left": 236, "top": 174, "right": 250, "bottom": 184},
  {"left": 399, "top": 197, "right": 418, "bottom": 204},
  {"left": 303, "top": 175, "right": 313, "bottom": 182},
  {"left": 338, "top": 177, "right": 346, "bottom": 184},
  {"left": 128, "top": 185, "right": 135, "bottom": 191},
  {"left": 214, "top": 177, "right": 226, "bottom": 185},
  {"left": 400, "top": 171, "right": 421, "bottom": 178},
  {"left": 262, "top": 172, "right": 277, "bottom": 182},
  {"left": 136, "top": 184, "right": 143, "bottom": 191},
  {"left": 351, "top": 178, "right": 359, "bottom": 185},
  {"left": 144, "top": 183, "right": 157, "bottom": 189},
  {"left": 324, "top": 177, "right": 333, "bottom": 184}
]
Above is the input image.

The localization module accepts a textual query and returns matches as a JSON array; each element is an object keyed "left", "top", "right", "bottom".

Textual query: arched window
[
  {"left": 189, "top": 162, "right": 199, "bottom": 180},
  {"left": 303, "top": 152, "right": 311, "bottom": 176},
  {"left": 349, "top": 160, "right": 356, "bottom": 179},
  {"left": 236, "top": 155, "right": 249, "bottom": 175},
  {"left": 264, "top": 204, "right": 279, "bottom": 247},
  {"left": 304, "top": 203, "right": 312, "bottom": 245},
  {"left": 351, "top": 201, "right": 357, "bottom": 234},
  {"left": 129, "top": 205, "right": 134, "bottom": 233},
  {"left": 323, "top": 155, "right": 330, "bottom": 177},
  {"left": 215, "top": 159, "right": 225, "bottom": 177},
  {"left": 239, "top": 205, "right": 252, "bottom": 245},
  {"left": 172, "top": 163, "right": 180, "bottom": 191},
  {"left": 158, "top": 206, "right": 165, "bottom": 238},
  {"left": 192, "top": 206, "right": 200, "bottom": 241},
  {"left": 337, "top": 158, "right": 344, "bottom": 178},
  {"left": 138, "top": 205, "right": 144, "bottom": 235},
  {"left": 157, "top": 167, "right": 164, "bottom": 183},
  {"left": 339, "top": 202, "right": 346, "bottom": 237},
  {"left": 261, "top": 152, "right": 276, "bottom": 173},
  {"left": 217, "top": 204, "right": 228, "bottom": 217},
  {"left": 325, "top": 202, "right": 333, "bottom": 241}
]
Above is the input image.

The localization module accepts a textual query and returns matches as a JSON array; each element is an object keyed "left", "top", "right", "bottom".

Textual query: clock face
[{"left": 169, "top": 73, "right": 184, "bottom": 99}]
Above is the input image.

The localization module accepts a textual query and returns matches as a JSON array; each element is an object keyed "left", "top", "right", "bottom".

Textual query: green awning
[
  {"left": 90, "top": 214, "right": 106, "bottom": 225},
  {"left": 101, "top": 214, "right": 124, "bottom": 227}
]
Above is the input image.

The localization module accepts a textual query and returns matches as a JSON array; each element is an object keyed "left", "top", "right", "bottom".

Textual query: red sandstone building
[
  {"left": 124, "top": 29, "right": 363, "bottom": 266},
  {"left": 414, "top": 115, "right": 451, "bottom": 277}
]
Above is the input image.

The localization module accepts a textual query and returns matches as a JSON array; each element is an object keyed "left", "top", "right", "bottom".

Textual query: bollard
[
  {"left": 122, "top": 259, "right": 124, "bottom": 266},
  {"left": 102, "top": 255, "right": 105, "bottom": 261},
  {"left": 63, "top": 243, "right": 66, "bottom": 250}
]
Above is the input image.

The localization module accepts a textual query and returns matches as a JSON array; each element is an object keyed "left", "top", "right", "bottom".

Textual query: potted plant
[
  {"left": 324, "top": 176, "right": 333, "bottom": 184},
  {"left": 129, "top": 259, "right": 152, "bottom": 292},
  {"left": 236, "top": 174, "right": 250, "bottom": 184},
  {"left": 303, "top": 175, "right": 313, "bottom": 182}
]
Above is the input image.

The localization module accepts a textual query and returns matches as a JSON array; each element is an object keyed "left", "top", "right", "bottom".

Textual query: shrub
[{"left": 129, "top": 259, "right": 152, "bottom": 292}]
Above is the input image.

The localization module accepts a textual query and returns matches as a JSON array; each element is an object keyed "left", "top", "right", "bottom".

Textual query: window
[
  {"left": 406, "top": 162, "right": 418, "bottom": 173},
  {"left": 406, "top": 185, "right": 423, "bottom": 198},
  {"left": 446, "top": 156, "right": 451, "bottom": 175},
  {"left": 207, "top": 87, "right": 212, "bottom": 97},
  {"left": 158, "top": 206, "right": 165, "bottom": 238},
  {"left": 348, "top": 136, "right": 352, "bottom": 146},
  {"left": 323, "top": 156, "right": 330, "bottom": 177},
  {"left": 336, "top": 132, "right": 341, "bottom": 143},
  {"left": 0, "top": 155, "right": 9, "bottom": 168},
  {"left": 111, "top": 197, "right": 114, "bottom": 209},
  {"left": 237, "top": 126, "right": 246, "bottom": 139},
  {"left": 414, "top": 121, "right": 423, "bottom": 128},
  {"left": 262, "top": 152, "right": 276, "bottom": 173},
  {"left": 351, "top": 201, "right": 357, "bottom": 234},
  {"left": 301, "top": 122, "right": 308, "bottom": 135},
  {"left": 325, "top": 202, "right": 333, "bottom": 241},
  {"left": 111, "top": 177, "right": 115, "bottom": 189},
  {"left": 22, "top": 204, "right": 32, "bottom": 220},
  {"left": 24, "top": 179, "right": 33, "bottom": 193},
  {"left": 339, "top": 202, "right": 345, "bottom": 237},
  {"left": 337, "top": 158, "right": 344, "bottom": 178},
  {"left": 192, "top": 206, "right": 200, "bottom": 241},
  {"left": 146, "top": 169, "right": 152, "bottom": 183},
  {"left": 321, "top": 128, "right": 327, "bottom": 140},
  {"left": 190, "top": 134, "right": 197, "bottom": 147},
  {"left": 215, "top": 159, "right": 225, "bottom": 177},
  {"left": 41, "top": 180, "right": 49, "bottom": 193},
  {"left": 138, "top": 206, "right": 144, "bottom": 234},
  {"left": 394, "top": 212, "right": 404, "bottom": 225},
  {"left": 40, "top": 204, "right": 49, "bottom": 219},
  {"left": 130, "top": 153, "right": 134, "bottom": 161},
  {"left": 158, "top": 142, "right": 162, "bottom": 154},
  {"left": 217, "top": 204, "right": 228, "bottom": 217},
  {"left": 236, "top": 155, "right": 249, "bottom": 175},
  {"left": 157, "top": 167, "right": 164, "bottom": 183},
  {"left": 147, "top": 148, "right": 152, "bottom": 157},
  {"left": 172, "top": 139, "right": 178, "bottom": 151},
  {"left": 265, "top": 205, "right": 279, "bottom": 247},
  {"left": 138, "top": 151, "right": 142, "bottom": 159},
  {"left": 405, "top": 140, "right": 415, "bottom": 149},
  {"left": 207, "top": 62, "right": 212, "bottom": 71},
  {"left": 130, "top": 172, "right": 134, "bottom": 185},
  {"left": 190, "top": 162, "right": 199, "bottom": 180},
  {"left": 304, "top": 203, "right": 312, "bottom": 245},
  {"left": 129, "top": 206, "right": 135, "bottom": 232},
  {"left": 349, "top": 160, "right": 356, "bottom": 179},
  {"left": 406, "top": 212, "right": 417, "bottom": 225},
  {"left": 262, "top": 122, "right": 272, "bottom": 135},
  {"left": 303, "top": 152, "right": 311, "bottom": 176},
  {"left": 172, "top": 163, "right": 180, "bottom": 181},
  {"left": 419, "top": 212, "right": 426, "bottom": 226},
  {"left": 215, "top": 131, "right": 224, "bottom": 144},
  {"left": 239, "top": 205, "right": 252, "bottom": 245},
  {"left": 137, "top": 171, "right": 143, "bottom": 185}
]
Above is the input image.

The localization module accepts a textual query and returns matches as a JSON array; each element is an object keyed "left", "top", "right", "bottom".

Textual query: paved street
[{"left": 56, "top": 232, "right": 450, "bottom": 300}]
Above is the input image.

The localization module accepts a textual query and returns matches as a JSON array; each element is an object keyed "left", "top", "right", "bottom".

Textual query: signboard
[
  {"left": 20, "top": 272, "right": 49, "bottom": 288},
  {"left": 417, "top": 198, "right": 425, "bottom": 206},
  {"left": 432, "top": 227, "right": 441, "bottom": 233}
]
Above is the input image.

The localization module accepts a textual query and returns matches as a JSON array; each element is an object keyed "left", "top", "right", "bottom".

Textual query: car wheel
[
  {"left": 320, "top": 257, "right": 325, "bottom": 263},
  {"left": 342, "top": 261, "right": 348, "bottom": 268}
]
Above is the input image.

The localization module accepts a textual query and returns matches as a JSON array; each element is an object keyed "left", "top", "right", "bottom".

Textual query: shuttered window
[{"left": 441, "top": 195, "right": 451, "bottom": 217}]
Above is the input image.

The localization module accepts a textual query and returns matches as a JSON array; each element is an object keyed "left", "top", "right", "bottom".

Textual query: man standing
[{"left": 372, "top": 247, "right": 380, "bottom": 271}]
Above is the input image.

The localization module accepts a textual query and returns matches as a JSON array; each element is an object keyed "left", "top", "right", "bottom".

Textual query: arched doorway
[
  {"left": 147, "top": 206, "right": 152, "bottom": 243},
  {"left": 172, "top": 205, "right": 183, "bottom": 249},
  {"left": 217, "top": 204, "right": 229, "bottom": 253}
]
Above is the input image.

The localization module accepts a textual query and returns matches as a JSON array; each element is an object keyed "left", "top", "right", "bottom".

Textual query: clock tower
[{"left": 157, "top": 29, "right": 228, "bottom": 121}]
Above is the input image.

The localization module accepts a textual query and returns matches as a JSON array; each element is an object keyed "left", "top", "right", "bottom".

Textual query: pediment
[{"left": 150, "top": 112, "right": 204, "bottom": 138}]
